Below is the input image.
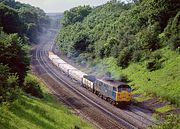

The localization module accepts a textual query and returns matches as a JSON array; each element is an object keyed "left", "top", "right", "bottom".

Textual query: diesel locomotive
[{"left": 49, "top": 52, "right": 132, "bottom": 106}]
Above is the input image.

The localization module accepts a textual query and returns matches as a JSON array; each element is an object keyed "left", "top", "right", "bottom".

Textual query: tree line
[
  {"left": 56, "top": 0, "right": 180, "bottom": 70},
  {"left": 0, "top": 0, "right": 49, "bottom": 102}
]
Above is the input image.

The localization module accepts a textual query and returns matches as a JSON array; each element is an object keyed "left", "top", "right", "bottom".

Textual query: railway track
[{"left": 33, "top": 31, "right": 156, "bottom": 129}]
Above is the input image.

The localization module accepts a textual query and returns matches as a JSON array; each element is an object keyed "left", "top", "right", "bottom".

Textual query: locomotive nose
[{"left": 117, "top": 91, "right": 132, "bottom": 102}]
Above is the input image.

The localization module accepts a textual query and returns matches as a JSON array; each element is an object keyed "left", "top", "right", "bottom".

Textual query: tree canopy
[
  {"left": 56, "top": 0, "right": 180, "bottom": 68},
  {"left": 0, "top": 0, "right": 49, "bottom": 102},
  {"left": 0, "top": 0, "right": 50, "bottom": 43}
]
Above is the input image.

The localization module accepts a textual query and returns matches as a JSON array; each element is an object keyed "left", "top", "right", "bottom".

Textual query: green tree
[
  {"left": 0, "top": 64, "right": 19, "bottom": 102},
  {"left": 61, "top": 5, "right": 92, "bottom": 27},
  {"left": 0, "top": 31, "right": 30, "bottom": 84},
  {"left": 24, "top": 74, "right": 43, "bottom": 98},
  {"left": 0, "top": 3, "right": 23, "bottom": 34}
]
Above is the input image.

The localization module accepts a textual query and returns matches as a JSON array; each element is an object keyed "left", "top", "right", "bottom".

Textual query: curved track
[{"left": 32, "top": 31, "right": 156, "bottom": 129}]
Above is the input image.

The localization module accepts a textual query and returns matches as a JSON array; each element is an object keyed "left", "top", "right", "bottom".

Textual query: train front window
[{"left": 118, "top": 85, "right": 131, "bottom": 92}]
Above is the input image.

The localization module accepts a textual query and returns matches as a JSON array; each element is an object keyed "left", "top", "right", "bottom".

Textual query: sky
[{"left": 16, "top": 0, "right": 111, "bottom": 13}]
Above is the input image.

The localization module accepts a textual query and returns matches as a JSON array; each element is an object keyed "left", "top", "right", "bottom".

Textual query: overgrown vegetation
[
  {"left": 0, "top": 64, "right": 19, "bottom": 103},
  {"left": 23, "top": 74, "right": 43, "bottom": 98},
  {"left": 0, "top": 0, "right": 94, "bottom": 128},
  {"left": 0, "top": 0, "right": 50, "bottom": 103},
  {"left": 56, "top": 0, "right": 180, "bottom": 66},
  {"left": 0, "top": 74, "right": 94, "bottom": 129},
  {"left": 56, "top": 0, "right": 180, "bottom": 106},
  {"left": 82, "top": 48, "right": 180, "bottom": 106},
  {"left": 0, "top": 0, "right": 49, "bottom": 43},
  {"left": 150, "top": 114, "right": 180, "bottom": 129}
]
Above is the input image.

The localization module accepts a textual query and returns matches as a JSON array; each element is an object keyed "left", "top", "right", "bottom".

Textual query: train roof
[
  {"left": 83, "top": 75, "right": 96, "bottom": 82},
  {"left": 54, "top": 58, "right": 66, "bottom": 64},
  {"left": 97, "top": 78, "right": 129, "bottom": 88}
]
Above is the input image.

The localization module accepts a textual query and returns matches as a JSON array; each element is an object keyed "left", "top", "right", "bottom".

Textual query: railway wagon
[
  {"left": 48, "top": 52, "right": 60, "bottom": 61},
  {"left": 49, "top": 52, "right": 66, "bottom": 68},
  {"left": 69, "top": 69, "right": 87, "bottom": 83},
  {"left": 82, "top": 75, "right": 96, "bottom": 92},
  {"left": 53, "top": 58, "right": 66, "bottom": 67},
  {"left": 94, "top": 78, "right": 132, "bottom": 105},
  {"left": 58, "top": 62, "right": 76, "bottom": 74},
  {"left": 49, "top": 52, "right": 87, "bottom": 82}
]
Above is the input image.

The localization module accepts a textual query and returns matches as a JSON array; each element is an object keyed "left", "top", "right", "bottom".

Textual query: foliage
[
  {"left": 0, "top": 31, "right": 30, "bottom": 83},
  {"left": 0, "top": 3, "right": 23, "bottom": 34},
  {"left": 18, "top": 6, "right": 50, "bottom": 42},
  {"left": 146, "top": 51, "right": 162, "bottom": 71},
  {"left": 117, "top": 47, "right": 132, "bottom": 68},
  {"left": 61, "top": 5, "right": 92, "bottom": 27},
  {"left": 0, "top": 0, "right": 50, "bottom": 103},
  {"left": 161, "top": 11, "right": 180, "bottom": 50},
  {"left": 24, "top": 74, "right": 43, "bottom": 98},
  {"left": 56, "top": 0, "right": 180, "bottom": 68},
  {"left": 85, "top": 48, "right": 180, "bottom": 106},
  {"left": 0, "top": 87, "right": 94, "bottom": 129},
  {"left": 0, "top": 64, "right": 19, "bottom": 102},
  {"left": 150, "top": 114, "right": 180, "bottom": 129},
  {"left": 0, "top": 0, "right": 50, "bottom": 43}
]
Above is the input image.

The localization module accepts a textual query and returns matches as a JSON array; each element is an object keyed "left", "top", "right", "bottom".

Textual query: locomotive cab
[{"left": 116, "top": 84, "right": 132, "bottom": 105}]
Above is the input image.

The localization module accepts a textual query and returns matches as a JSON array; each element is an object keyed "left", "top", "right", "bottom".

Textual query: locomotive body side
[{"left": 94, "top": 79, "right": 116, "bottom": 101}]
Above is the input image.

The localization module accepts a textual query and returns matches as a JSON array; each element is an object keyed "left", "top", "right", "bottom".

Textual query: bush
[
  {"left": 23, "top": 74, "right": 43, "bottom": 98},
  {"left": 146, "top": 59, "right": 160, "bottom": 71},
  {"left": 162, "top": 12, "right": 180, "bottom": 51},
  {"left": 146, "top": 51, "right": 162, "bottom": 71},
  {"left": 135, "top": 26, "right": 160, "bottom": 51},
  {"left": 118, "top": 74, "right": 129, "bottom": 83},
  {"left": 0, "top": 64, "right": 19, "bottom": 103},
  {"left": 117, "top": 47, "right": 132, "bottom": 68},
  {"left": 150, "top": 114, "right": 180, "bottom": 129},
  {"left": 170, "top": 36, "right": 180, "bottom": 51},
  {"left": 132, "top": 50, "right": 142, "bottom": 62}
]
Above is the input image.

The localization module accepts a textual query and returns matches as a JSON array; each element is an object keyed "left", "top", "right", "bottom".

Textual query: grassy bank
[
  {"left": 0, "top": 75, "right": 94, "bottom": 129},
  {"left": 88, "top": 47, "right": 180, "bottom": 107}
]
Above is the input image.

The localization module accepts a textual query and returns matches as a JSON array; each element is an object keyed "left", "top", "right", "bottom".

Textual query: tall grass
[{"left": 0, "top": 74, "right": 94, "bottom": 129}]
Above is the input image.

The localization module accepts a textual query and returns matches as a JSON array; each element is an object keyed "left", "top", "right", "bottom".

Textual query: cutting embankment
[
  {"left": 0, "top": 74, "right": 94, "bottom": 129},
  {"left": 56, "top": 0, "right": 180, "bottom": 109},
  {"left": 55, "top": 0, "right": 180, "bottom": 127}
]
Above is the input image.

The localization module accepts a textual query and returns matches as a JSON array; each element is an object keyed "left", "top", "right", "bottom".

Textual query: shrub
[
  {"left": 0, "top": 64, "right": 19, "bottom": 103},
  {"left": 150, "top": 114, "right": 180, "bottom": 129},
  {"left": 23, "top": 74, "right": 43, "bottom": 98},
  {"left": 117, "top": 47, "right": 132, "bottom": 68},
  {"left": 146, "top": 51, "right": 162, "bottom": 71},
  {"left": 169, "top": 36, "right": 180, "bottom": 51},
  {"left": 118, "top": 74, "right": 129, "bottom": 83},
  {"left": 162, "top": 12, "right": 180, "bottom": 51},
  {"left": 74, "top": 126, "right": 81, "bottom": 129}
]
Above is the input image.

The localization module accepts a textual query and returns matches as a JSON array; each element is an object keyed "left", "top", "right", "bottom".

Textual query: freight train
[{"left": 48, "top": 52, "right": 132, "bottom": 106}]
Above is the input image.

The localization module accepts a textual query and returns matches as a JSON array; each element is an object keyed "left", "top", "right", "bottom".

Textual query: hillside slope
[
  {"left": 56, "top": 0, "right": 180, "bottom": 106},
  {"left": 0, "top": 74, "right": 94, "bottom": 129}
]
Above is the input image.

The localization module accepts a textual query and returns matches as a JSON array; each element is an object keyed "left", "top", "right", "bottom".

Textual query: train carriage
[
  {"left": 69, "top": 69, "right": 87, "bottom": 83},
  {"left": 82, "top": 75, "right": 96, "bottom": 92}
]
